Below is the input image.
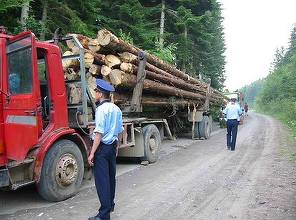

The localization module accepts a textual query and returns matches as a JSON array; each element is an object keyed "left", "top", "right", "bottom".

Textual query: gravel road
[{"left": 1, "top": 112, "right": 296, "bottom": 220}]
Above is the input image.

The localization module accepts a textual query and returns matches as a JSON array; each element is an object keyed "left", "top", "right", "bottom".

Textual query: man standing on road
[
  {"left": 88, "top": 79, "right": 124, "bottom": 220},
  {"left": 244, "top": 102, "right": 249, "bottom": 116},
  {"left": 223, "top": 98, "right": 242, "bottom": 151}
]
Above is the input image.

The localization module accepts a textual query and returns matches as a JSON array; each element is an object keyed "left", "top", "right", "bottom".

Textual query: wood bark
[
  {"left": 21, "top": 0, "right": 30, "bottom": 29},
  {"left": 119, "top": 73, "right": 204, "bottom": 100},
  {"left": 40, "top": 0, "right": 48, "bottom": 40},
  {"left": 159, "top": 0, "right": 165, "bottom": 48},
  {"left": 120, "top": 62, "right": 207, "bottom": 95},
  {"left": 114, "top": 93, "right": 199, "bottom": 107},
  {"left": 76, "top": 34, "right": 90, "bottom": 49},
  {"left": 96, "top": 29, "right": 206, "bottom": 86}
]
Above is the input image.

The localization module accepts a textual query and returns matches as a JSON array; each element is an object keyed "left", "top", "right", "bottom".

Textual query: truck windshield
[{"left": 6, "top": 36, "right": 33, "bottom": 95}]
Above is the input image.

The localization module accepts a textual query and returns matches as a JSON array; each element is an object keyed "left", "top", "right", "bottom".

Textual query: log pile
[{"left": 63, "top": 30, "right": 225, "bottom": 109}]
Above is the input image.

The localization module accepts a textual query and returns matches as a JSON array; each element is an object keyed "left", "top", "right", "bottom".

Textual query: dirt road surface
[{"left": 1, "top": 112, "right": 296, "bottom": 220}]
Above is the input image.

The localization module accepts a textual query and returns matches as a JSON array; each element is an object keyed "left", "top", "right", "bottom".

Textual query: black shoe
[{"left": 88, "top": 216, "right": 102, "bottom": 220}]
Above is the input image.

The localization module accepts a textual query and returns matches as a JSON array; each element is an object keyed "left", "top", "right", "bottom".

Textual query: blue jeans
[
  {"left": 226, "top": 119, "right": 239, "bottom": 151},
  {"left": 94, "top": 142, "right": 117, "bottom": 220}
]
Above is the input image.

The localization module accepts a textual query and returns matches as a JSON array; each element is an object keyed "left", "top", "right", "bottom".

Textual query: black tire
[
  {"left": 37, "top": 139, "right": 84, "bottom": 202},
  {"left": 197, "top": 116, "right": 212, "bottom": 139},
  {"left": 142, "top": 124, "right": 161, "bottom": 163}
]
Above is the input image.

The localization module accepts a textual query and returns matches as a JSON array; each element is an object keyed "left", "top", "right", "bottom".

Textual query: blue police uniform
[
  {"left": 92, "top": 79, "right": 124, "bottom": 220},
  {"left": 223, "top": 102, "right": 242, "bottom": 151}
]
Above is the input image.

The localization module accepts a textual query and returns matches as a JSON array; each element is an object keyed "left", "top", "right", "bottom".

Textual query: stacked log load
[{"left": 63, "top": 29, "right": 225, "bottom": 108}]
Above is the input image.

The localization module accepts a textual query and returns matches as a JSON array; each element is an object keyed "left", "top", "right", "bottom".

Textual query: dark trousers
[
  {"left": 94, "top": 142, "right": 117, "bottom": 220},
  {"left": 226, "top": 119, "right": 239, "bottom": 151}
]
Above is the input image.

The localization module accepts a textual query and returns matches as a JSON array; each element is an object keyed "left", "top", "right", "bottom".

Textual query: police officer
[
  {"left": 223, "top": 98, "right": 242, "bottom": 151},
  {"left": 88, "top": 79, "right": 124, "bottom": 220}
]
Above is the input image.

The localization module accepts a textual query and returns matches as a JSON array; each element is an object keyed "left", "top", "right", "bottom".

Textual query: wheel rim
[
  {"left": 56, "top": 153, "right": 78, "bottom": 187},
  {"left": 149, "top": 136, "right": 157, "bottom": 155}
]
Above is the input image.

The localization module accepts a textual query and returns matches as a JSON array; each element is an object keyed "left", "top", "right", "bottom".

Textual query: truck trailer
[{"left": 0, "top": 29, "right": 219, "bottom": 201}]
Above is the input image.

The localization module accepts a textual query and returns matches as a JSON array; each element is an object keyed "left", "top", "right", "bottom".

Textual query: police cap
[{"left": 95, "top": 79, "right": 115, "bottom": 93}]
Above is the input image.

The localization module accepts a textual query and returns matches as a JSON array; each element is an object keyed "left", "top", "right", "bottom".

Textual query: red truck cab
[{"left": 0, "top": 30, "right": 89, "bottom": 201}]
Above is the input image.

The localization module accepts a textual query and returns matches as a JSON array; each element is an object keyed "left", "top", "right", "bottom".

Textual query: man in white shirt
[{"left": 223, "top": 98, "right": 242, "bottom": 151}]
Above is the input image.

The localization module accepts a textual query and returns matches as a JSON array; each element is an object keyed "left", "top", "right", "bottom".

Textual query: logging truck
[{"left": 0, "top": 29, "right": 223, "bottom": 201}]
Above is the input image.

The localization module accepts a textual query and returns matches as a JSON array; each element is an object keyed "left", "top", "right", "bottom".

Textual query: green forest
[
  {"left": 241, "top": 26, "right": 296, "bottom": 135},
  {"left": 239, "top": 78, "right": 265, "bottom": 108},
  {"left": 0, "top": 0, "right": 226, "bottom": 90}
]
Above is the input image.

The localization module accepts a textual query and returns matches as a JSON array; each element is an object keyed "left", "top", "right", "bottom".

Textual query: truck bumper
[{"left": 0, "top": 168, "right": 10, "bottom": 188}]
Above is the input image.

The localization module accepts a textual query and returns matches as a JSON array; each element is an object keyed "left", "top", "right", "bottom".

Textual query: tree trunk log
[
  {"left": 64, "top": 68, "right": 80, "bottom": 80},
  {"left": 84, "top": 52, "right": 95, "bottom": 68},
  {"left": 96, "top": 29, "right": 206, "bottom": 86},
  {"left": 120, "top": 62, "right": 207, "bottom": 95},
  {"left": 62, "top": 51, "right": 80, "bottom": 70},
  {"left": 85, "top": 50, "right": 106, "bottom": 65},
  {"left": 109, "top": 69, "right": 124, "bottom": 86},
  {"left": 66, "top": 35, "right": 75, "bottom": 49},
  {"left": 86, "top": 73, "right": 97, "bottom": 98},
  {"left": 119, "top": 73, "right": 205, "bottom": 100},
  {"left": 118, "top": 52, "right": 208, "bottom": 89},
  {"left": 40, "top": 0, "right": 48, "bottom": 40},
  {"left": 114, "top": 93, "right": 200, "bottom": 107},
  {"left": 89, "top": 64, "right": 102, "bottom": 76},
  {"left": 101, "top": 65, "right": 112, "bottom": 76},
  {"left": 67, "top": 83, "right": 82, "bottom": 104},
  {"left": 76, "top": 34, "right": 90, "bottom": 49},
  {"left": 88, "top": 39, "right": 101, "bottom": 52},
  {"left": 71, "top": 46, "right": 80, "bottom": 55},
  {"left": 118, "top": 52, "right": 137, "bottom": 63},
  {"left": 105, "top": 54, "right": 121, "bottom": 68}
]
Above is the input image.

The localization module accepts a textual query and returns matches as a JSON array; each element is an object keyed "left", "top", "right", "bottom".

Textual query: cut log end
[
  {"left": 84, "top": 52, "right": 95, "bottom": 68},
  {"left": 109, "top": 69, "right": 123, "bottom": 86},
  {"left": 119, "top": 52, "right": 137, "bottom": 63},
  {"left": 101, "top": 65, "right": 112, "bottom": 76},
  {"left": 120, "top": 62, "right": 134, "bottom": 73},
  {"left": 97, "top": 29, "right": 118, "bottom": 46},
  {"left": 105, "top": 54, "right": 121, "bottom": 68}
]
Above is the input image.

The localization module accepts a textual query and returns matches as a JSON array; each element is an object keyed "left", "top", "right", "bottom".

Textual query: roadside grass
[{"left": 255, "top": 106, "right": 296, "bottom": 162}]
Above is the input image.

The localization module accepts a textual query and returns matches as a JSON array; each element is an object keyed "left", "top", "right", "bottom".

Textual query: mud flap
[{"left": 0, "top": 168, "right": 10, "bottom": 188}]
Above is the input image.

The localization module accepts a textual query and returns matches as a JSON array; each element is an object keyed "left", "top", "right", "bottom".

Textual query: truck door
[{"left": 3, "top": 32, "right": 42, "bottom": 161}]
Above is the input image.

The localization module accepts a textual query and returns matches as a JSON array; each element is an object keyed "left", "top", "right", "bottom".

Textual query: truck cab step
[{"left": 11, "top": 180, "right": 35, "bottom": 190}]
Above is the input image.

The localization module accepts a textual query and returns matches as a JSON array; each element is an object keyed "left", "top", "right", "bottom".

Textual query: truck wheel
[
  {"left": 198, "top": 116, "right": 212, "bottom": 139},
  {"left": 142, "top": 124, "right": 161, "bottom": 163},
  {"left": 37, "top": 139, "right": 84, "bottom": 202}
]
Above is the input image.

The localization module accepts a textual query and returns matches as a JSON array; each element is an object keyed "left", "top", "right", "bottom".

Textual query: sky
[{"left": 219, "top": 0, "right": 296, "bottom": 91}]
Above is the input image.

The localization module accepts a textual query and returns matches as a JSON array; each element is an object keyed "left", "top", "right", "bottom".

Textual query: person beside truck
[
  {"left": 223, "top": 98, "right": 242, "bottom": 151},
  {"left": 88, "top": 79, "right": 124, "bottom": 220}
]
